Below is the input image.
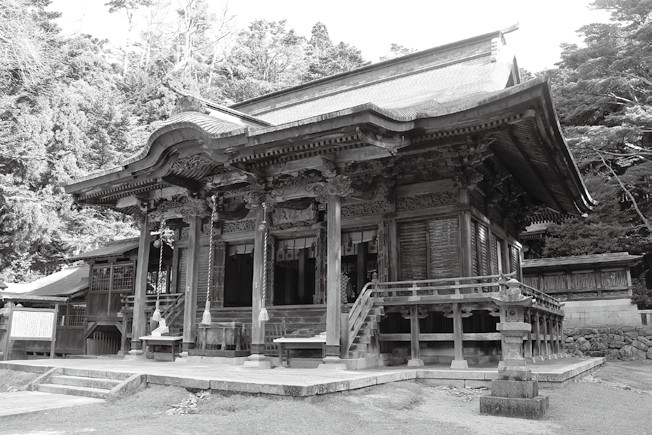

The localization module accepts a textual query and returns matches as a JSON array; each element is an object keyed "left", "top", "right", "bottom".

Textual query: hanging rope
[
  {"left": 151, "top": 219, "right": 166, "bottom": 323},
  {"left": 201, "top": 195, "right": 218, "bottom": 325},
  {"left": 258, "top": 202, "right": 270, "bottom": 322}
]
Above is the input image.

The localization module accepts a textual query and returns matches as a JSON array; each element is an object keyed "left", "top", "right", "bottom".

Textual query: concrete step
[
  {"left": 50, "top": 375, "right": 121, "bottom": 390},
  {"left": 37, "top": 383, "right": 109, "bottom": 399},
  {"left": 62, "top": 368, "right": 132, "bottom": 381}
]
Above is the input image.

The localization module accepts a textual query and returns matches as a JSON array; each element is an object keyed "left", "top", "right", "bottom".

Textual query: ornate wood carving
[
  {"left": 396, "top": 192, "right": 456, "bottom": 211},
  {"left": 222, "top": 218, "right": 256, "bottom": 233},
  {"left": 271, "top": 203, "right": 318, "bottom": 229},
  {"left": 310, "top": 175, "right": 353, "bottom": 203},
  {"left": 341, "top": 199, "right": 389, "bottom": 218},
  {"left": 171, "top": 153, "right": 213, "bottom": 174}
]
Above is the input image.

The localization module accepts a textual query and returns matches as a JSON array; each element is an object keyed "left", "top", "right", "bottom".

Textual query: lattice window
[
  {"left": 91, "top": 265, "right": 111, "bottom": 292},
  {"left": 112, "top": 263, "right": 134, "bottom": 292}
]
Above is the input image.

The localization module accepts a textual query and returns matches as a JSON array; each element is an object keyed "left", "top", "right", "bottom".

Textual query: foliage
[{"left": 0, "top": 2, "right": 370, "bottom": 282}]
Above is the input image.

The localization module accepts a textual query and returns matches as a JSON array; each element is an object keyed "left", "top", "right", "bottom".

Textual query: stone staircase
[{"left": 31, "top": 368, "right": 145, "bottom": 399}]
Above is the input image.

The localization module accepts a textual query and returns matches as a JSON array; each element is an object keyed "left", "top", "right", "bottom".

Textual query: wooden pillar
[
  {"left": 542, "top": 314, "right": 550, "bottom": 358},
  {"left": 214, "top": 240, "right": 226, "bottom": 307},
  {"left": 524, "top": 309, "right": 533, "bottom": 359},
  {"left": 459, "top": 189, "right": 473, "bottom": 277},
  {"left": 387, "top": 217, "right": 398, "bottom": 282},
  {"left": 244, "top": 205, "right": 272, "bottom": 368},
  {"left": 559, "top": 316, "right": 565, "bottom": 354},
  {"left": 451, "top": 303, "right": 468, "bottom": 369},
  {"left": 534, "top": 312, "right": 542, "bottom": 359},
  {"left": 182, "top": 215, "right": 201, "bottom": 353},
  {"left": 356, "top": 242, "right": 366, "bottom": 297},
  {"left": 549, "top": 315, "right": 557, "bottom": 357},
  {"left": 408, "top": 305, "right": 423, "bottom": 367},
  {"left": 129, "top": 213, "right": 151, "bottom": 354},
  {"left": 320, "top": 193, "right": 346, "bottom": 368}
]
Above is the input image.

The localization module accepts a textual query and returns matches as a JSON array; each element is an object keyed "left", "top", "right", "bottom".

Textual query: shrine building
[{"left": 64, "top": 29, "right": 594, "bottom": 368}]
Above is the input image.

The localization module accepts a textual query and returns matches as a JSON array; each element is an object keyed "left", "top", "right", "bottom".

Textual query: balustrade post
[
  {"left": 450, "top": 303, "right": 468, "bottom": 369},
  {"left": 407, "top": 305, "right": 424, "bottom": 367}
]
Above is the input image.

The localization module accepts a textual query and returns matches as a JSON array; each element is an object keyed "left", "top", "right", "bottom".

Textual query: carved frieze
[
  {"left": 222, "top": 218, "right": 256, "bottom": 233},
  {"left": 341, "top": 199, "right": 389, "bottom": 218},
  {"left": 396, "top": 192, "right": 456, "bottom": 211},
  {"left": 310, "top": 175, "right": 353, "bottom": 203},
  {"left": 271, "top": 203, "right": 318, "bottom": 229},
  {"left": 171, "top": 154, "right": 213, "bottom": 174}
]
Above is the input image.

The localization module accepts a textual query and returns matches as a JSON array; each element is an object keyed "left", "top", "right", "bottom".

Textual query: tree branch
[{"left": 594, "top": 149, "right": 652, "bottom": 236}]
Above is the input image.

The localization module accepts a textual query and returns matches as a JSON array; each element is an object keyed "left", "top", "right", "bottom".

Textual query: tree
[
  {"left": 105, "top": 0, "right": 152, "bottom": 76},
  {"left": 379, "top": 43, "right": 417, "bottom": 61},
  {"left": 541, "top": 0, "right": 652, "bottom": 304},
  {"left": 302, "top": 22, "right": 368, "bottom": 82}
]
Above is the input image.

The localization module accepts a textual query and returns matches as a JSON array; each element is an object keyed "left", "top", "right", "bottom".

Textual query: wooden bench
[
  {"left": 139, "top": 335, "right": 182, "bottom": 361},
  {"left": 273, "top": 335, "right": 326, "bottom": 367}
]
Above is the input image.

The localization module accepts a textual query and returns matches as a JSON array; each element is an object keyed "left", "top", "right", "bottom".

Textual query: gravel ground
[{"left": 0, "top": 361, "right": 650, "bottom": 435}]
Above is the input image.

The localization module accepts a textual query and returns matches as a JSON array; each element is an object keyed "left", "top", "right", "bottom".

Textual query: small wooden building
[
  {"left": 522, "top": 253, "right": 643, "bottom": 327},
  {"left": 64, "top": 30, "right": 594, "bottom": 367},
  {"left": 0, "top": 265, "right": 87, "bottom": 358}
]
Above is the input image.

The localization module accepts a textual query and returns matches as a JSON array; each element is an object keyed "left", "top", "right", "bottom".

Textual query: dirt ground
[{"left": 0, "top": 361, "right": 650, "bottom": 435}]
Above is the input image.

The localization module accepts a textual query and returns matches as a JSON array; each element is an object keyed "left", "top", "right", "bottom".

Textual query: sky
[{"left": 48, "top": 0, "right": 611, "bottom": 73}]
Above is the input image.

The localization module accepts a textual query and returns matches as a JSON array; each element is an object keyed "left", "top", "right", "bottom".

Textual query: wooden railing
[
  {"left": 123, "top": 293, "right": 184, "bottom": 314},
  {"left": 346, "top": 280, "right": 377, "bottom": 354},
  {"left": 373, "top": 273, "right": 515, "bottom": 301},
  {"left": 519, "top": 282, "right": 563, "bottom": 312}
]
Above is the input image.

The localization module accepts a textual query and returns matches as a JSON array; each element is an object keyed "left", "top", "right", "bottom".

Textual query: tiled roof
[
  {"left": 1, "top": 265, "right": 89, "bottom": 300},
  {"left": 522, "top": 253, "right": 643, "bottom": 270},
  {"left": 68, "top": 238, "right": 140, "bottom": 261},
  {"left": 233, "top": 31, "right": 514, "bottom": 125},
  {"left": 26, "top": 265, "right": 89, "bottom": 297}
]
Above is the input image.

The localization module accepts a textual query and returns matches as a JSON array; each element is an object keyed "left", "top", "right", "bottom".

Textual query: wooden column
[
  {"left": 387, "top": 217, "right": 398, "bottom": 282},
  {"left": 534, "top": 312, "right": 542, "bottom": 359},
  {"left": 244, "top": 205, "right": 271, "bottom": 368},
  {"left": 182, "top": 215, "right": 201, "bottom": 353},
  {"left": 459, "top": 189, "right": 473, "bottom": 277},
  {"left": 129, "top": 213, "right": 151, "bottom": 354},
  {"left": 320, "top": 193, "right": 346, "bottom": 368},
  {"left": 542, "top": 314, "right": 550, "bottom": 358},
  {"left": 451, "top": 304, "right": 468, "bottom": 369},
  {"left": 524, "top": 309, "right": 533, "bottom": 359},
  {"left": 408, "top": 306, "right": 423, "bottom": 367},
  {"left": 214, "top": 240, "right": 226, "bottom": 307}
]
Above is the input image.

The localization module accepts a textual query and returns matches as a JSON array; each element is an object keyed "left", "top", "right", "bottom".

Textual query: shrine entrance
[
  {"left": 224, "top": 244, "right": 253, "bottom": 307},
  {"left": 274, "top": 237, "right": 316, "bottom": 305}
]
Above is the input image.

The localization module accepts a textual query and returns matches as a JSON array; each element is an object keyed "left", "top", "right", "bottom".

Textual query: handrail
[
  {"left": 519, "top": 282, "right": 563, "bottom": 311},
  {"left": 346, "top": 279, "right": 377, "bottom": 354},
  {"left": 373, "top": 273, "right": 516, "bottom": 299},
  {"left": 123, "top": 293, "right": 183, "bottom": 311}
]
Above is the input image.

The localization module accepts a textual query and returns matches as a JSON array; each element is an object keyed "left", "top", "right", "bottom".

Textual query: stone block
[
  {"left": 647, "top": 348, "right": 652, "bottom": 360},
  {"left": 480, "top": 395, "right": 549, "bottom": 419},
  {"left": 618, "top": 345, "right": 647, "bottom": 361},
  {"left": 638, "top": 336, "right": 652, "bottom": 347},
  {"left": 490, "top": 379, "right": 538, "bottom": 399},
  {"left": 497, "top": 368, "right": 532, "bottom": 381},
  {"left": 632, "top": 340, "right": 649, "bottom": 351}
]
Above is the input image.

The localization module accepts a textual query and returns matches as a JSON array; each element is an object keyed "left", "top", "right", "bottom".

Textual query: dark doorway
[{"left": 224, "top": 253, "right": 253, "bottom": 307}]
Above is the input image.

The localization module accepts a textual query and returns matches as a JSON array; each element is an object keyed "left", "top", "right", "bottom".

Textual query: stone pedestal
[
  {"left": 243, "top": 353, "right": 272, "bottom": 369},
  {"left": 480, "top": 279, "right": 549, "bottom": 419}
]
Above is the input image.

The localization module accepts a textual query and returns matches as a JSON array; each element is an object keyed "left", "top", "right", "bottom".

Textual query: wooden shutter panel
[
  {"left": 398, "top": 221, "right": 428, "bottom": 281},
  {"left": 477, "top": 223, "right": 489, "bottom": 276},
  {"left": 177, "top": 248, "right": 188, "bottom": 294},
  {"left": 471, "top": 221, "right": 478, "bottom": 276},
  {"left": 196, "top": 245, "right": 210, "bottom": 307},
  {"left": 510, "top": 245, "right": 521, "bottom": 279},
  {"left": 428, "top": 217, "right": 459, "bottom": 278}
]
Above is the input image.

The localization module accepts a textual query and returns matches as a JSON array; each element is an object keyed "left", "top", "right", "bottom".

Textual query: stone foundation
[{"left": 564, "top": 326, "right": 652, "bottom": 360}]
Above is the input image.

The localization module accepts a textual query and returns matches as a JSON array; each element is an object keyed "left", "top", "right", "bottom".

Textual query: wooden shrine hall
[{"left": 64, "top": 29, "right": 594, "bottom": 369}]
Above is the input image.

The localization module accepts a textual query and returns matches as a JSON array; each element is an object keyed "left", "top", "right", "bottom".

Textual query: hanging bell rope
[
  {"left": 151, "top": 219, "right": 166, "bottom": 323},
  {"left": 258, "top": 202, "right": 270, "bottom": 322},
  {"left": 201, "top": 195, "right": 218, "bottom": 325}
]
